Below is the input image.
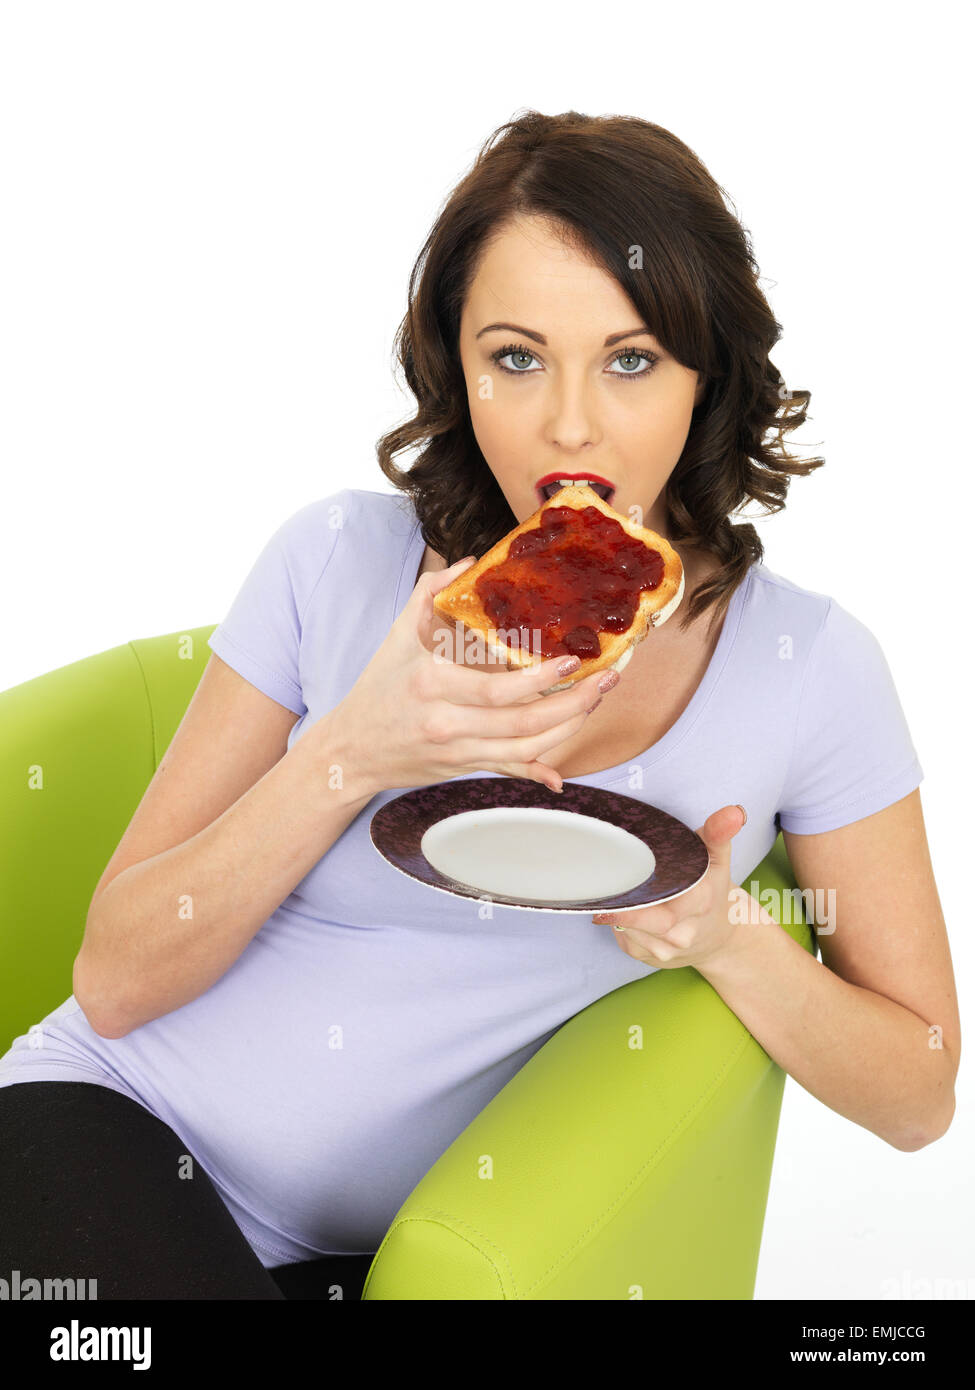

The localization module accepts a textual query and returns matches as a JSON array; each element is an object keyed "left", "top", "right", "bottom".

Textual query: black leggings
[{"left": 0, "top": 1080, "right": 375, "bottom": 1301}]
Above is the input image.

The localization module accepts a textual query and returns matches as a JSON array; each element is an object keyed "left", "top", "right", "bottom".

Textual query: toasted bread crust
[{"left": 432, "top": 485, "right": 684, "bottom": 691}]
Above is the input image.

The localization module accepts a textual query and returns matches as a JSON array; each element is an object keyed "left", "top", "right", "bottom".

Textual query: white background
[{"left": 1, "top": 1, "right": 971, "bottom": 1301}]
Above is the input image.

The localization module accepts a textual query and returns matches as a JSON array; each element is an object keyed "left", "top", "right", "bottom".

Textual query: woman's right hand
[{"left": 318, "top": 556, "right": 619, "bottom": 797}]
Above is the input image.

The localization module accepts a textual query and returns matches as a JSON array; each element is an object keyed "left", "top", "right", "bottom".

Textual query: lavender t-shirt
[{"left": 0, "top": 487, "right": 924, "bottom": 1266}]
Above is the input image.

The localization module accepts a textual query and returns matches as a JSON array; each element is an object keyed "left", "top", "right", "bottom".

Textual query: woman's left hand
[{"left": 592, "top": 805, "right": 748, "bottom": 969}]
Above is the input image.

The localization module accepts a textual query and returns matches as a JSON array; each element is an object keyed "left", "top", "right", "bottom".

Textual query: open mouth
[{"left": 536, "top": 476, "right": 616, "bottom": 507}]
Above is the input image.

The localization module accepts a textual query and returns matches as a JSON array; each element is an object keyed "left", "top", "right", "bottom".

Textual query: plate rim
[{"left": 369, "top": 777, "right": 709, "bottom": 914}]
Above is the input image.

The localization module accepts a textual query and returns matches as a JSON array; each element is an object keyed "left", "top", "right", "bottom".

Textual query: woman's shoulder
[
  {"left": 765, "top": 560, "right": 922, "bottom": 832},
  {"left": 746, "top": 560, "right": 833, "bottom": 614},
  {"left": 273, "top": 487, "right": 418, "bottom": 555},
  {"left": 755, "top": 560, "right": 886, "bottom": 628},
  {"left": 743, "top": 562, "right": 900, "bottom": 695},
  {"left": 744, "top": 561, "right": 857, "bottom": 638}
]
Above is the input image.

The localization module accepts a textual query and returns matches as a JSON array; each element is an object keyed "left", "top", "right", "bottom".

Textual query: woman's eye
[
  {"left": 608, "top": 352, "right": 654, "bottom": 376},
  {"left": 496, "top": 349, "right": 539, "bottom": 373}
]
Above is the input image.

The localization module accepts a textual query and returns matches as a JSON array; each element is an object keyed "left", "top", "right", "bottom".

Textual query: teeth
[
  {"left": 547, "top": 479, "right": 611, "bottom": 493},
  {"left": 539, "top": 478, "right": 615, "bottom": 505}
]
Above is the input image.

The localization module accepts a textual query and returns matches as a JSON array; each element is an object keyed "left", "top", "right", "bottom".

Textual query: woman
[{"left": 0, "top": 110, "right": 959, "bottom": 1300}]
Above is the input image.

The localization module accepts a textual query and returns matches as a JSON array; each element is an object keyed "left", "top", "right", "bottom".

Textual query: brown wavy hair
[{"left": 377, "top": 108, "right": 825, "bottom": 635}]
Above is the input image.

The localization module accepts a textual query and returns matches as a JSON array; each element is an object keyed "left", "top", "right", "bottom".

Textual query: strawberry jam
[{"left": 475, "top": 504, "right": 665, "bottom": 661}]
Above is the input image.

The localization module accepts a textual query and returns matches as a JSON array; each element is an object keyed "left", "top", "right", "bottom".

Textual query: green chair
[{"left": 0, "top": 627, "right": 817, "bottom": 1300}]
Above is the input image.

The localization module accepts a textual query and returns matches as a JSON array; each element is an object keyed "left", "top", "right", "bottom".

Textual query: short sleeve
[
  {"left": 777, "top": 599, "right": 923, "bottom": 835},
  {"left": 207, "top": 495, "right": 345, "bottom": 716}
]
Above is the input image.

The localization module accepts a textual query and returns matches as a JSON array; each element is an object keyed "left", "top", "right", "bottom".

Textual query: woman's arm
[
  {"left": 77, "top": 711, "right": 376, "bottom": 1038},
  {"left": 696, "top": 789, "right": 960, "bottom": 1151}
]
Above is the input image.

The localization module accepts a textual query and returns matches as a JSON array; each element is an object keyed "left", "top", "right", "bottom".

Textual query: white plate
[{"left": 421, "top": 807, "right": 655, "bottom": 902}]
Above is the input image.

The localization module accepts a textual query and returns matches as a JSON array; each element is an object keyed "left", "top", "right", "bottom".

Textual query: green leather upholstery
[{"left": 0, "top": 628, "right": 816, "bottom": 1299}]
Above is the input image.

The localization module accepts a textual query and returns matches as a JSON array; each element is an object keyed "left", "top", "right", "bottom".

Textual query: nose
[{"left": 544, "top": 377, "right": 601, "bottom": 452}]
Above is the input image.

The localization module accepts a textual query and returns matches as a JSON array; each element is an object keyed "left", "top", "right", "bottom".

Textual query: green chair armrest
[{"left": 0, "top": 627, "right": 215, "bottom": 1050}]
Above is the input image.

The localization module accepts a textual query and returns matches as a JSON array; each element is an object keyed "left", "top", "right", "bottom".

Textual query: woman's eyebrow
[{"left": 475, "top": 322, "right": 655, "bottom": 348}]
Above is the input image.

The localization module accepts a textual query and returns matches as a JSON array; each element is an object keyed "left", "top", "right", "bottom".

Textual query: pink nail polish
[{"left": 557, "top": 656, "right": 582, "bottom": 677}]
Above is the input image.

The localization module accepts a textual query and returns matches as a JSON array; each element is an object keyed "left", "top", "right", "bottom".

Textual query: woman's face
[{"left": 458, "top": 214, "right": 704, "bottom": 536}]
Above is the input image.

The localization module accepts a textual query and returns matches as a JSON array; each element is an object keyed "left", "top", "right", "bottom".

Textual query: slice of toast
[{"left": 432, "top": 484, "right": 684, "bottom": 692}]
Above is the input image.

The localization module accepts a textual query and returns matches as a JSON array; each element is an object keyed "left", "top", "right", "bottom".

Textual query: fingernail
[
  {"left": 597, "top": 669, "right": 620, "bottom": 694},
  {"left": 557, "top": 655, "right": 582, "bottom": 677},
  {"left": 585, "top": 697, "right": 602, "bottom": 715},
  {"left": 736, "top": 804, "right": 747, "bottom": 826}
]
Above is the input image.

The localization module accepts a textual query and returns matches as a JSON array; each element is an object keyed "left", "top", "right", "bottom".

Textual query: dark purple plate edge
[{"left": 369, "top": 778, "right": 709, "bottom": 913}]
